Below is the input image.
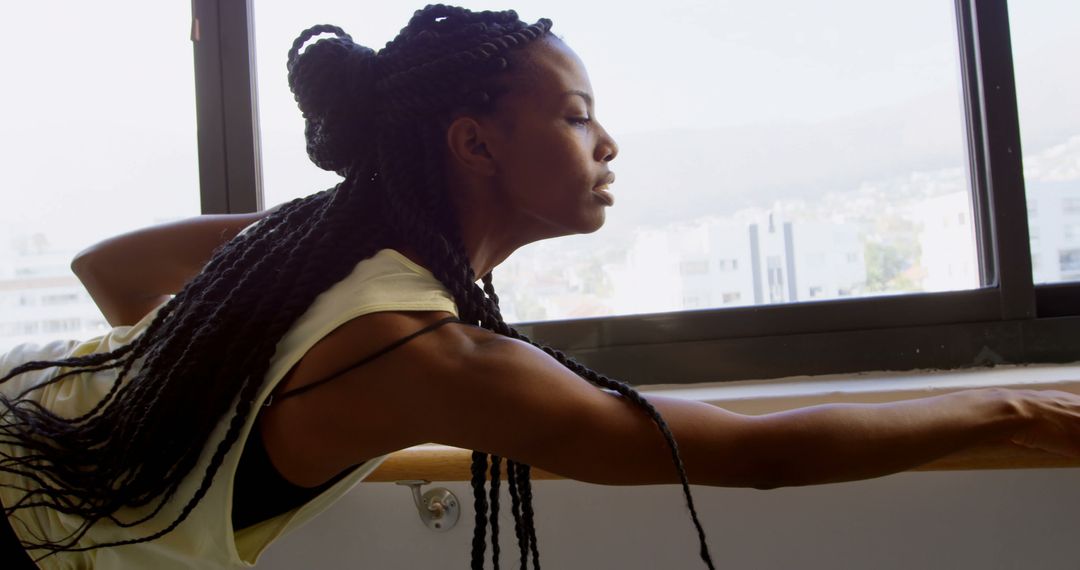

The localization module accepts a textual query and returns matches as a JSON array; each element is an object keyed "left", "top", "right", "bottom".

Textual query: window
[
  {"left": 252, "top": 0, "right": 978, "bottom": 322},
  {"left": 1066, "top": 224, "right": 1080, "bottom": 242},
  {"left": 683, "top": 293, "right": 711, "bottom": 309},
  {"left": 1061, "top": 250, "right": 1080, "bottom": 275},
  {"left": 766, "top": 256, "right": 786, "bottom": 304},
  {"left": 2, "top": 1, "right": 200, "bottom": 352},
  {"left": 42, "top": 319, "right": 82, "bottom": 334},
  {"left": 41, "top": 293, "right": 81, "bottom": 307},
  {"left": 1010, "top": 1, "right": 1080, "bottom": 284},
  {"left": 679, "top": 260, "right": 710, "bottom": 276},
  {"left": 198, "top": 0, "right": 1079, "bottom": 383}
]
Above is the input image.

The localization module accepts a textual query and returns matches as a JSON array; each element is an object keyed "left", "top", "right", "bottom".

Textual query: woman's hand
[{"left": 1004, "top": 389, "right": 1080, "bottom": 458}]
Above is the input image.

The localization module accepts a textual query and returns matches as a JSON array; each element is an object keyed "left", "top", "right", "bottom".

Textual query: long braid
[
  {"left": 45, "top": 186, "right": 380, "bottom": 558},
  {"left": 482, "top": 272, "right": 501, "bottom": 310},
  {"left": 489, "top": 454, "right": 502, "bottom": 570},
  {"left": 517, "top": 461, "right": 539, "bottom": 569},
  {"left": 506, "top": 458, "right": 529, "bottom": 569},
  {"left": 2, "top": 179, "right": 382, "bottom": 557},
  {"left": 0, "top": 5, "right": 717, "bottom": 569},
  {"left": 104, "top": 193, "right": 337, "bottom": 503},
  {"left": 54, "top": 198, "right": 301, "bottom": 425},
  {"left": 470, "top": 451, "right": 489, "bottom": 570}
]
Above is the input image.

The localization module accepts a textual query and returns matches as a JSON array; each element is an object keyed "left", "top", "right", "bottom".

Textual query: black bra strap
[{"left": 264, "top": 316, "right": 467, "bottom": 408}]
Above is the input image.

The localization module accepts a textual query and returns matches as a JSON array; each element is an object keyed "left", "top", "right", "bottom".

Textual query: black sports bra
[{"left": 232, "top": 315, "right": 467, "bottom": 531}]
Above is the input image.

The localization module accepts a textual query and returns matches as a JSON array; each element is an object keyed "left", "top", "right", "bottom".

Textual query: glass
[
  {"left": 1009, "top": 1, "right": 1080, "bottom": 284},
  {"left": 0, "top": 2, "right": 200, "bottom": 352},
  {"left": 254, "top": 0, "right": 976, "bottom": 322}
]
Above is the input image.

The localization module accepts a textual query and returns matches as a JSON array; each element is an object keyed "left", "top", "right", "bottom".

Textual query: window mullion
[
  {"left": 191, "top": 0, "right": 263, "bottom": 215},
  {"left": 219, "top": 0, "right": 263, "bottom": 213},
  {"left": 191, "top": 0, "right": 228, "bottom": 215},
  {"left": 968, "top": 0, "right": 1035, "bottom": 319}
]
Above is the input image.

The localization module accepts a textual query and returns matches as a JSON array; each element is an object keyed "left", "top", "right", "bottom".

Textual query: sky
[
  {"left": 1, "top": 1, "right": 1076, "bottom": 249},
  {"left": 253, "top": 0, "right": 1079, "bottom": 211}
]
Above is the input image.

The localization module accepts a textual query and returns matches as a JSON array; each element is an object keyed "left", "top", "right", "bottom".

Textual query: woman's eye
[{"left": 568, "top": 117, "right": 591, "bottom": 126}]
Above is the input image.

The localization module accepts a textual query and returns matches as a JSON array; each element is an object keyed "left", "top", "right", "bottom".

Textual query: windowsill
[{"left": 366, "top": 362, "right": 1080, "bottom": 483}]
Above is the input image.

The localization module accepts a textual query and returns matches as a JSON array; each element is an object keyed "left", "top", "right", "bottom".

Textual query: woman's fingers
[{"left": 1007, "top": 389, "right": 1080, "bottom": 457}]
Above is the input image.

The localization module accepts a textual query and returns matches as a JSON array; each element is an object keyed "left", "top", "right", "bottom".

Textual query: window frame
[
  {"left": 191, "top": 0, "right": 1080, "bottom": 385},
  {"left": 191, "top": 0, "right": 264, "bottom": 215}
]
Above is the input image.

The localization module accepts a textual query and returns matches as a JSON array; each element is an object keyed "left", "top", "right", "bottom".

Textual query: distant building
[
  {"left": 909, "top": 191, "right": 978, "bottom": 292},
  {"left": 908, "top": 180, "right": 1080, "bottom": 289},
  {"left": 0, "top": 235, "right": 109, "bottom": 353},
  {"left": 610, "top": 211, "right": 865, "bottom": 314},
  {"left": 783, "top": 218, "right": 865, "bottom": 302},
  {"left": 1027, "top": 180, "right": 1080, "bottom": 283}
]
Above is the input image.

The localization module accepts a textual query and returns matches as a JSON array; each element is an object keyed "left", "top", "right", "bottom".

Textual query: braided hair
[{"left": 0, "top": 5, "right": 716, "bottom": 568}]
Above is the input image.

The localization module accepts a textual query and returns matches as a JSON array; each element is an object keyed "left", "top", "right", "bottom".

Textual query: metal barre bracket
[{"left": 394, "top": 479, "right": 460, "bottom": 532}]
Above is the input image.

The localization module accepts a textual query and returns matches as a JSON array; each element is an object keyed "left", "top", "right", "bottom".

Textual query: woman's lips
[{"left": 592, "top": 185, "right": 614, "bottom": 206}]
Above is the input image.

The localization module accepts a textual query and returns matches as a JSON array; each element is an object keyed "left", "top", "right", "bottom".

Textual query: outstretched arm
[
  {"left": 71, "top": 205, "right": 281, "bottom": 327},
  {"left": 404, "top": 335, "right": 1040, "bottom": 489},
  {"left": 315, "top": 310, "right": 1054, "bottom": 490},
  {"left": 742, "top": 388, "right": 1029, "bottom": 488}
]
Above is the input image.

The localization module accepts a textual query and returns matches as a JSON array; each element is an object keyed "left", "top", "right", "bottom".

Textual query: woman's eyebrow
[{"left": 564, "top": 89, "right": 594, "bottom": 107}]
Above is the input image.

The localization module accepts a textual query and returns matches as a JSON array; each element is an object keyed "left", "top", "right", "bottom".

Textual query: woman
[{"left": 1, "top": 4, "right": 1076, "bottom": 569}]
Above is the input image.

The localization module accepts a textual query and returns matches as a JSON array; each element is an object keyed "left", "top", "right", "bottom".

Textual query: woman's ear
[{"left": 445, "top": 115, "right": 499, "bottom": 177}]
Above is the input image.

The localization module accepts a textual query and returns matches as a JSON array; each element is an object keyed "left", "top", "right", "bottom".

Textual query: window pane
[
  {"left": 1, "top": 2, "right": 200, "bottom": 352},
  {"left": 255, "top": 1, "right": 976, "bottom": 323},
  {"left": 1009, "top": 1, "right": 1080, "bottom": 284}
]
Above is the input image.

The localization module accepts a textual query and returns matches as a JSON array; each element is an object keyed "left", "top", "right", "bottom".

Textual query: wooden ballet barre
[
  {"left": 364, "top": 442, "right": 1080, "bottom": 483},
  {"left": 366, "top": 445, "right": 562, "bottom": 483}
]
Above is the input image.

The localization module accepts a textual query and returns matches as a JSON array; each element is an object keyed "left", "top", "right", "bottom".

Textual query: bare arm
[
  {"left": 746, "top": 388, "right": 1029, "bottom": 488},
  {"left": 414, "top": 336, "right": 1034, "bottom": 490},
  {"left": 285, "top": 315, "right": 1056, "bottom": 490},
  {"left": 71, "top": 205, "right": 281, "bottom": 327}
]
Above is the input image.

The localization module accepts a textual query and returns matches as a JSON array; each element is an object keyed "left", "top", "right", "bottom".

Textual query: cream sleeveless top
[{"left": 0, "top": 248, "right": 461, "bottom": 569}]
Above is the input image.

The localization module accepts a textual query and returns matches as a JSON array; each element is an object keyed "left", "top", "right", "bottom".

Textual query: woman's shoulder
[
  {"left": 259, "top": 309, "right": 501, "bottom": 486},
  {"left": 326, "top": 310, "right": 497, "bottom": 362},
  {"left": 273, "top": 309, "right": 499, "bottom": 406}
]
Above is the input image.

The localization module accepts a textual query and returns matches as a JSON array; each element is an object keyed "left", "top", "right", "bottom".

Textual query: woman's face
[{"left": 447, "top": 37, "right": 619, "bottom": 244}]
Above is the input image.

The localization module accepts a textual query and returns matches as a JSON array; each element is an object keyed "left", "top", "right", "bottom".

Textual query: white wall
[{"left": 258, "top": 468, "right": 1080, "bottom": 569}]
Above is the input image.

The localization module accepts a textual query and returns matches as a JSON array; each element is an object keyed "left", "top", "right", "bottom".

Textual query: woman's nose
[{"left": 598, "top": 134, "right": 618, "bottom": 163}]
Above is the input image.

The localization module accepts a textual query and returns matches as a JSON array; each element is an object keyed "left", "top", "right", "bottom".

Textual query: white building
[
  {"left": 787, "top": 219, "right": 865, "bottom": 301},
  {"left": 1027, "top": 180, "right": 1080, "bottom": 283},
  {"left": 910, "top": 191, "right": 979, "bottom": 292},
  {"left": 909, "top": 180, "right": 1080, "bottom": 289},
  {"left": 0, "top": 233, "right": 110, "bottom": 353},
  {"left": 610, "top": 211, "right": 865, "bottom": 315}
]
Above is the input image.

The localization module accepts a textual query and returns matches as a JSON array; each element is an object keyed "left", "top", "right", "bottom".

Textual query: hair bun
[{"left": 287, "top": 25, "right": 379, "bottom": 175}]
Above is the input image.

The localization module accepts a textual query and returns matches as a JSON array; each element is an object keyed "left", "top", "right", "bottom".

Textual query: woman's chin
[{"left": 578, "top": 208, "right": 607, "bottom": 235}]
